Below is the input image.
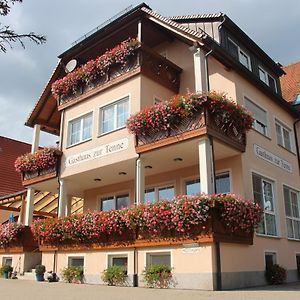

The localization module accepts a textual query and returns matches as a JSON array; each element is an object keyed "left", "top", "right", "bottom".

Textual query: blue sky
[{"left": 0, "top": 0, "right": 299, "bottom": 145}]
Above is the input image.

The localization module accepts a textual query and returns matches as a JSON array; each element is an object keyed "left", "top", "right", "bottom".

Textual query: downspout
[
  {"left": 293, "top": 118, "right": 300, "bottom": 175},
  {"left": 204, "top": 48, "right": 222, "bottom": 291}
]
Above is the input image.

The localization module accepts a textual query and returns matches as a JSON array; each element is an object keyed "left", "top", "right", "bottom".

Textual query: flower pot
[
  {"left": 36, "top": 273, "right": 45, "bottom": 282},
  {"left": 3, "top": 272, "right": 9, "bottom": 279}
]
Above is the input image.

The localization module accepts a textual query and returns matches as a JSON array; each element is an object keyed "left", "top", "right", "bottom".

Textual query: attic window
[{"left": 294, "top": 93, "right": 300, "bottom": 105}]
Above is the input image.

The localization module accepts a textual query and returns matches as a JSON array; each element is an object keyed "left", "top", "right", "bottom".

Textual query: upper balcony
[
  {"left": 51, "top": 39, "right": 182, "bottom": 111},
  {"left": 15, "top": 148, "right": 62, "bottom": 187},
  {"left": 126, "top": 92, "right": 254, "bottom": 154}
]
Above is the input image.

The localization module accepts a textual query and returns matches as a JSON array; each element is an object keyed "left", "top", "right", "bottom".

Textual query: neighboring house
[{"left": 3, "top": 4, "right": 300, "bottom": 289}]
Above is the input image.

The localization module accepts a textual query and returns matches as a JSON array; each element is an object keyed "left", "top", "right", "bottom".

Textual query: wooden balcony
[
  {"left": 21, "top": 152, "right": 62, "bottom": 187},
  {"left": 0, "top": 227, "right": 38, "bottom": 254},
  {"left": 58, "top": 45, "right": 182, "bottom": 111},
  {"left": 134, "top": 109, "right": 246, "bottom": 154},
  {"left": 38, "top": 209, "right": 253, "bottom": 253}
]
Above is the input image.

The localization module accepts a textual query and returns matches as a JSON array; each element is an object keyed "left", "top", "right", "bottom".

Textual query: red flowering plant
[
  {"left": 15, "top": 147, "right": 61, "bottom": 174},
  {"left": 31, "top": 194, "right": 261, "bottom": 246},
  {"left": 126, "top": 92, "right": 253, "bottom": 136},
  {"left": 0, "top": 223, "right": 25, "bottom": 247},
  {"left": 51, "top": 37, "right": 140, "bottom": 100}
]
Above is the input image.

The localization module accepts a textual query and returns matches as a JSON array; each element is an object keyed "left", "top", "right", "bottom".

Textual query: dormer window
[
  {"left": 228, "top": 38, "right": 251, "bottom": 71},
  {"left": 258, "top": 66, "right": 277, "bottom": 93}
]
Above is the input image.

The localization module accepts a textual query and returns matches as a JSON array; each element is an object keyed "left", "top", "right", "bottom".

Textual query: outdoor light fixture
[
  {"left": 145, "top": 165, "right": 153, "bottom": 169},
  {"left": 118, "top": 172, "right": 127, "bottom": 175},
  {"left": 94, "top": 178, "right": 101, "bottom": 182},
  {"left": 173, "top": 157, "right": 183, "bottom": 162}
]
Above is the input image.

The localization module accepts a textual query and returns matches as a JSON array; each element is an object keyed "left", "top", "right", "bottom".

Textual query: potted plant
[
  {"left": 0, "top": 265, "right": 13, "bottom": 279},
  {"left": 142, "top": 264, "right": 174, "bottom": 288},
  {"left": 102, "top": 265, "right": 127, "bottom": 286},
  {"left": 35, "top": 264, "right": 46, "bottom": 282},
  {"left": 265, "top": 264, "right": 287, "bottom": 285},
  {"left": 61, "top": 266, "right": 83, "bottom": 283}
]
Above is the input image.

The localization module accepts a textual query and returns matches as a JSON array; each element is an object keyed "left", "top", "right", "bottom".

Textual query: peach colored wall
[
  {"left": 154, "top": 39, "right": 195, "bottom": 93},
  {"left": 0, "top": 253, "right": 24, "bottom": 272}
]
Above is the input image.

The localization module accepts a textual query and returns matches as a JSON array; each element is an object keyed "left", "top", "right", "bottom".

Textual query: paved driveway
[{"left": 0, "top": 279, "right": 299, "bottom": 300}]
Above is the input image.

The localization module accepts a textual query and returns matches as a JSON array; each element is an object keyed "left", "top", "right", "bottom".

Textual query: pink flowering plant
[
  {"left": 51, "top": 37, "right": 140, "bottom": 100},
  {"left": 15, "top": 147, "right": 61, "bottom": 173},
  {"left": 126, "top": 91, "right": 253, "bottom": 135},
  {"left": 31, "top": 194, "right": 261, "bottom": 246},
  {"left": 0, "top": 223, "right": 25, "bottom": 247}
]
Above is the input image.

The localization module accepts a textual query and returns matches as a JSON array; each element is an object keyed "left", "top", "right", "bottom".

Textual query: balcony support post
[
  {"left": 135, "top": 157, "right": 145, "bottom": 205},
  {"left": 193, "top": 48, "right": 207, "bottom": 93},
  {"left": 58, "top": 179, "right": 69, "bottom": 218},
  {"left": 24, "top": 124, "right": 40, "bottom": 226},
  {"left": 198, "top": 136, "right": 215, "bottom": 194},
  {"left": 137, "top": 20, "right": 142, "bottom": 42}
]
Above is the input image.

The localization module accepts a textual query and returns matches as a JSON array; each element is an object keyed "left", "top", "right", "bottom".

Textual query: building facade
[{"left": 3, "top": 4, "right": 300, "bottom": 289}]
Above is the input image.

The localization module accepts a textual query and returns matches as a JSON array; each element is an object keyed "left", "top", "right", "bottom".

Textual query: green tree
[{"left": 0, "top": 0, "right": 46, "bottom": 52}]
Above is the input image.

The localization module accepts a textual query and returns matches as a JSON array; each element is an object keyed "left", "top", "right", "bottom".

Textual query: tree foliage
[{"left": 0, "top": 0, "right": 46, "bottom": 52}]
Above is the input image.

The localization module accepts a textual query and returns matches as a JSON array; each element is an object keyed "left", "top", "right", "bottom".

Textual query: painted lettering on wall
[
  {"left": 253, "top": 144, "right": 292, "bottom": 173},
  {"left": 66, "top": 138, "right": 129, "bottom": 167}
]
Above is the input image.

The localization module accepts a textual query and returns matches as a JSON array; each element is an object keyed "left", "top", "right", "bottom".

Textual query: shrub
[
  {"left": 102, "top": 265, "right": 127, "bottom": 286},
  {"left": 61, "top": 266, "right": 83, "bottom": 283},
  {"left": 142, "top": 264, "right": 174, "bottom": 288},
  {"left": 0, "top": 265, "right": 13, "bottom": 275},
  {"left": 265, "top": 264, "right": 287, "bottom": 285},
  {"left": 35, "top": 265, "right": 46, "bottom": 275}
]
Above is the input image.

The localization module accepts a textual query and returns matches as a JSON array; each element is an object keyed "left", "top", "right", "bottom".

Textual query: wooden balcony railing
[
  {"left": 135, "top": 109, "right": 246, "bottom": 154},
  {"left": 38, "top": 208, "right": 253, "bottom": 253},
  {"left": 58, "top": 45, "right": 182, "bottom": 110},
  {"left": 0, "top": 227, "right": 38, "bottom": 254}
]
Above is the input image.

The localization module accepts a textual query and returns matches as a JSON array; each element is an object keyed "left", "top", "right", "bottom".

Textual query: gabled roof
[
  {"left": 280, "top": 60, "right": 300, "bottom": 102},
  {"left": 169, "top": 13, "right": 224, "bottom": 21},
  {"left": 0, "top": 136, "right": 31, "bottom": 197}
]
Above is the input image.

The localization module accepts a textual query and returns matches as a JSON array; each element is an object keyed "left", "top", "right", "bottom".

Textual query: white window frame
[
  {"left": 67, "top": 254, "right": 85, "bottom": 270},
  {"left": 68, "top": 111, "right": 93, "bottom": 147},
  {"left": 183, "top": 171, "right": 231, "bottom": 195},
  {"left": 144, "top": 250, "right": 172, "bottom": 268},
  {"left": 2, "top": 256, "right": 13, "bottom": 266},
  {"left": 99, "top": 96, "right": 129, "bottom": 135},
  {"left": 144, "top": 183, "right": 175, "bottom": 203},
  {"left": 283, "top": 185, "right": 300, "bottom": 240},
  {"left": 252, "top": 173, "right": 278, "bottom": 237},
  {"left": 275, "top": 119, "right": 294, "bottom": 152},
  {"left": 107, "top": 253, "right": 128, "bottom": 272},
  {"left": 99, "top": 192, "right": 130, "bottom": 211},
  {"left": 258, "top": 66, "right": 278, "bottom": 92},
  {"left": 244, "top": 97, "right": 269, "bottom": 137},
  {"left": 228, "top": 38, "right": 252, "bottom": 71},
  {"left": 264, "top": 251, "right": 277, "bottom": 270}
]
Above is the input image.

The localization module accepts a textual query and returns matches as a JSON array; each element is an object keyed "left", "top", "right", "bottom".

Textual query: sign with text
[
  {"left": 66, "top": 138, "right": 129, "bottom": 167},
  {"left": 254, "top": 144, "right": 292, "bottom": 173}
]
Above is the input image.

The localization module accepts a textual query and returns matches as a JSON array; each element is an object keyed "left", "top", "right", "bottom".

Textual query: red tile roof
[
  {"left": 0, "top": 136, "right": 31, "bottom": 197},
  {"left": 280, "top": 60, "right": 300, "bottom": 102}
]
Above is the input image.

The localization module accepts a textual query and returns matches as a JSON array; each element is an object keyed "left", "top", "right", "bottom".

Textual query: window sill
[
  {"left": 98, "top": 126, "right": 126, "bottom": 138},
  {"left": 287, "top": 238, "right": 300, "bottom": 242},
  {"left": 277, "top": 144, "right": 296, "bottom": 156},
  {"left": 66, "top": 138, "right": 92, "bottom": 149},
  {"left": 255, "top": 233, "right": 281, "bottom": 239},
  {"left": 251, "top": 128, "right": 271, "bottom": 140}
]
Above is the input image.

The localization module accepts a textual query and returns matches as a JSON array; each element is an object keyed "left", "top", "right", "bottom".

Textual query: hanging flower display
[{"left": 0, "top": 223, "right": 25, "bottom": 247}]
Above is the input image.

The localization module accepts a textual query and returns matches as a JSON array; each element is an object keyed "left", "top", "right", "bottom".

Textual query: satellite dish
[{"left": 65, "top": 59, "right": 77, "bottom": 73}]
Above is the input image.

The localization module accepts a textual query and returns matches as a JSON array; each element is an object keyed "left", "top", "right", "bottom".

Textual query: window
[
  {"left": 146, "top": 252, "right": 171, "bottom": 267},
  {"left": 144, "top": 185, "right": 175, "bottom": 204},
  {"left": 252, "top": 174, "right": 277, "bottom": 236},
  {"left": 108, "top": 255, "right": 128, "bottom": 272},
  {"left": 228, "top": 38, "right": 251, "bottom": 70},
  {"left": 99, "top": 97, "right": 129, "bottom": 134},
  {"left": 265, "top": 252, "right": 276, "bottom": 271},
  {"left": 283, "top": 186, "right": 300, "bottom": 239},
  {"left": 244, "top": 97, "right": 268, "bottom": 136},
  {"left": 68, "top": 257, "right": 84, "bottom": 267},
  {"left": 258, "top": 66, "right": 277, "bottom": 93},
  {"left": 68, "top": 112, "right": 92, "bottom": 146},
  {"left": 296, "top": 255, "right": 300, "bottom": 275},
  {"left": 100, "top": 194, "right": 129, "bottom": 211},
  {"left": 275, "top": 121, "right": 293, "bottom": 151},
  {"left": 2, "top": 257, "right": 12, "bottom": 267},
  {"left": 185, "top": 172, "right": 230, "bottom": 195}
]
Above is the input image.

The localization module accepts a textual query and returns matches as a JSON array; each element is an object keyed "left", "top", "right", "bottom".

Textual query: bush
[
  {"left": 35, "top": 264, "right": 46, "bottom": 275},
  {"left": 61, "top": 266, "right": 83, "bottom": 283},
  {"left": 0, "top": 265, "right": 13, "bottom": 275},
  {"left": 265, "top": 264, "right": 287, "bottom": 285},
  {"left": 102, "top": 265, "right": 127, "bottom": 286},
  {"left": 142, "top": 264, "right": 174, "bottom": 288}
]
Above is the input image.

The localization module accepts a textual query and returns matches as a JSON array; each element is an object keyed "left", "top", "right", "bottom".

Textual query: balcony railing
[
  {"left": 15, "top": 148, "right": 62, "bottom": 187},
  {"left": 134, "top": 109, "right": 246, "bottom": 153},
  {"left": 0, "top": 226, "right": 38, "bottom": 254},
  {"left": 57, "top": 45, "right": 182, "bottom": 110}
]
